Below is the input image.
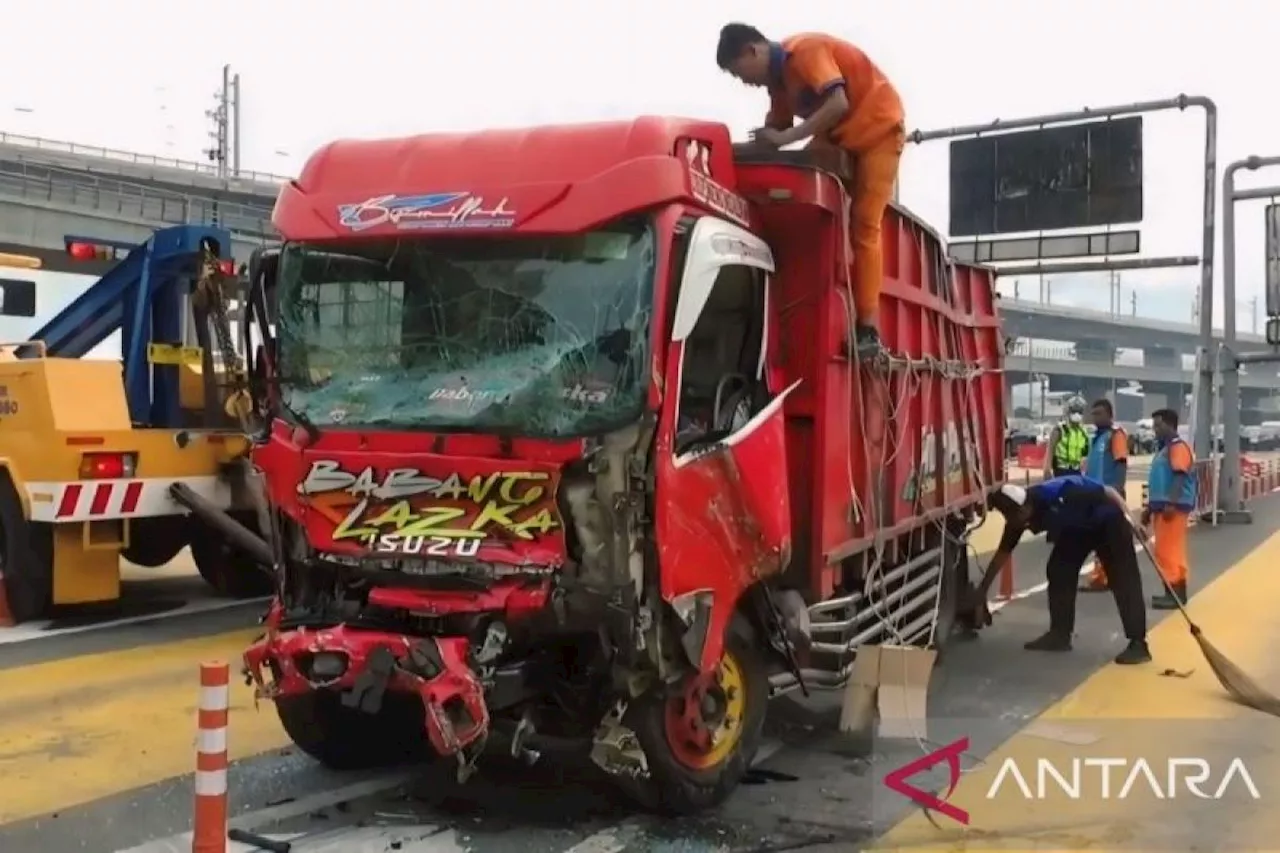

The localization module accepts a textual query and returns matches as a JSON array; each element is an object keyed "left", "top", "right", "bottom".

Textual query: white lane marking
[
  {"left": 562, "top": 826, "right": 635, "bottom": 853},
  {"left": 987, "top": 544, "right": 1143, "bottom": 614},
  {"left": 0, "top": 596, "right": 268, "bottom": 646},
  {"left": 116, "top": 832, "right": 304, "bottom": 853}
]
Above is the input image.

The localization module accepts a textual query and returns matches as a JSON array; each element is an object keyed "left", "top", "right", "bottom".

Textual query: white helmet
[
  {"left": 999, "top": 484, "right": 1028, "bottom": 507},
  {"left": 1065, "top": 395, "right": 1087, "bottom": 424}
]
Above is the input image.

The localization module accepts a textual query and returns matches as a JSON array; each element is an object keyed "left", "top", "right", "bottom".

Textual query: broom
[{"left": 1130, "top": 521, "right": 1280, "bottom": 717}]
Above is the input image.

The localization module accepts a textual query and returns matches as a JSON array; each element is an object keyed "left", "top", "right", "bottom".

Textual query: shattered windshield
[{"left": 274, "top": 216, "right": 655, "bottom": 437}]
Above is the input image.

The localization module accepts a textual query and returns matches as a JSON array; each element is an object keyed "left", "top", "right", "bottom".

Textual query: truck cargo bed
[{"left": 735, "top": 152, "right": 1004, "bottom": 601}]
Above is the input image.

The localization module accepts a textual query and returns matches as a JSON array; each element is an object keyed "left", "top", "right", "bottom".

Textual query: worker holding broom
[
  {"left": 976, "top": 476, "right": 1151, "bottom": 665},
  {"left": 1144, "top": 408, "right": 1196, "bottom": 610},
  {"left": 1080, "top": 399, "right": 1129, "bottom": 593},
  {"left": 715, "top": 23, "right": 904, "bottom": 357}
]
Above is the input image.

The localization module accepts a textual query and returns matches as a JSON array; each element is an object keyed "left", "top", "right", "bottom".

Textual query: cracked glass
[{"left": 274, "top": 216, "right": 655, "bottom": 438}]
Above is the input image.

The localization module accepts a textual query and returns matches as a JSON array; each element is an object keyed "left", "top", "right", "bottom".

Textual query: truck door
[{"left": 656, "top": 217, "right": 798, "bottom": 671}]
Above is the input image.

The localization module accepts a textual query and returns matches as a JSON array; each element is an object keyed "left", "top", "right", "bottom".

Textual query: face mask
[{"left": 1068, "top": 413, "right": 1083, "bottom": 425}]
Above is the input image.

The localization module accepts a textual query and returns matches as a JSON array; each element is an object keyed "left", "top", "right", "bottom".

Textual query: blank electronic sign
[{"left": 948, "top": 116, "right": 1143, "bottom": 238}]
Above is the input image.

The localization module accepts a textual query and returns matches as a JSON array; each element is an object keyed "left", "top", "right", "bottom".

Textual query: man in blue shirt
[{"left": 983, "top": 475, "right": 1151, "bottom": 665}]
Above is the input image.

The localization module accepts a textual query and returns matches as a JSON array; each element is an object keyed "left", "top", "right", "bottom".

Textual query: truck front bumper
[{"left": 245, "top": 625, "right": 490, "bottom": 758}]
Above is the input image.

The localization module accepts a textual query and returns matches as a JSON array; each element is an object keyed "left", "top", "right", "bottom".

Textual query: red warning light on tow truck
[{"left": 65, "top": 236, "right": 132, "bottom": 262}]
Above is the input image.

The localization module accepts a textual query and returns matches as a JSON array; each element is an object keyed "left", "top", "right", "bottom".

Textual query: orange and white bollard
[
  {"left": 193, "top": 661, "right": 230, "bottom": 853},
  {"left": 997, "top": 553, "right": 1014, "bottom": 601}
]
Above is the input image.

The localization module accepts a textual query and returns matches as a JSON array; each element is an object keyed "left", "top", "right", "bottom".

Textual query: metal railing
[
  {"left": 0, "top": 131, "right": 291, "bottom": 185},
  {"left": 0, "top": 158, "right": 277, "bottom": 240}
]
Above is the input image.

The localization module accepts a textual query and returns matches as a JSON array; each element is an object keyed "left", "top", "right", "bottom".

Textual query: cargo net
[
  {"left": 273, "top": 233, "right": 655, "bottom": 437},
  {"left": 802, "top": 244, "right": 1001, "bottom": 687}
]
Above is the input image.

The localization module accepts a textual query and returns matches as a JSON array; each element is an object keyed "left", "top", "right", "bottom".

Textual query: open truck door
[
  {"left": 242, "top": 247, "right": 280, "bottom": 420},
  {"left": 656, "top": 216, "right": 798, "bottom": 672}
]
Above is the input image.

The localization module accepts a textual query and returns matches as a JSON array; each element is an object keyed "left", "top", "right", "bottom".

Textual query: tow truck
[
  {"left": 222, "top": 117, "right": 1006, "bottom": 813},
  {"left": 0, "top": 226, "right": 272, "bottom": 623}
]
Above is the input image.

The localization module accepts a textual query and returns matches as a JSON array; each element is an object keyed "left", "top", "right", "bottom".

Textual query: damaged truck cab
[{"left": 242, "top": 116, "right": 1005, "bottom": 812}]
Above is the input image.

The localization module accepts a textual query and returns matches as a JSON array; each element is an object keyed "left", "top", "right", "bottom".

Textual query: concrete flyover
[
  {"left": 0, "top": 162, "right": 273, "bottom": 261},
  {"left": 1004, "top": 346, "right": 1280, "bottom": 391},
  {"left": 0, "top": 133, "right": 283, "bottom": 205},
  {"left": 999, "top": 297, "right": 1272, "bottom": 353}
]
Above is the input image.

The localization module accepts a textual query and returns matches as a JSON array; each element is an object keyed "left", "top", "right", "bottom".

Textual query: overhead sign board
[
  {"left": 948, "top": 117, "right": 1144, "bottom": 238},
  {"left": 949, "top": 229, "right": 1140, "bottom": 265}
]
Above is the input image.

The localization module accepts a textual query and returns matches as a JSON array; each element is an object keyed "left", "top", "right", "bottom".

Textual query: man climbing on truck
[
  {"left": 978, "top": 477, "right": 1151, "bottom": 665},
  {"left": 715, "top": 23, "right": 905, "bottom": 356}
]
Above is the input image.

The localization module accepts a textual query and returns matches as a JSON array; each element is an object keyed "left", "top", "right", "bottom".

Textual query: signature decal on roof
[{"left": 337, "top": 193, "right": 516, "bottom": 231}]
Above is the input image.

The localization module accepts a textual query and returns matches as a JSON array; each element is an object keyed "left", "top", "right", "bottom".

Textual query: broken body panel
[{"left": 241, "top": 116, "right": 1005, "bottom": 811}]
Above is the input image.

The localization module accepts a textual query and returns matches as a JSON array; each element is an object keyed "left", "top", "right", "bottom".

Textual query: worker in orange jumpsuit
[
  {"left": 716, "top": 24, "right": 905, "bottom": 357},
  {"left": 1143, "top": 408, "right": 1196, "bottom": 609},
  {"left": 1080, "top": 399, "right": 1129, "bottom": 593}
]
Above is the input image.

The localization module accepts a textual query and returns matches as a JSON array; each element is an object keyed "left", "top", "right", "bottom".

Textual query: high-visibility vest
[
  {"left": 1053, "top": 423, "right": 1088, "bottom": 469},
  {"left": 1085, "top": 426, "right": 1126, "bottom": 489},
  {"left": 1148, "top": 436, "right": 1198, "bottom": 512}
]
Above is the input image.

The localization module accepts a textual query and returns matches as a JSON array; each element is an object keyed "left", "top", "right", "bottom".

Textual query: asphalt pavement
[{"left": 2, "top": 494, "right": 1278, "bottom": 852}]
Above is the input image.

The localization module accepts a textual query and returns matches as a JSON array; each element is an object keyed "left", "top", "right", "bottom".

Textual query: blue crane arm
[
  {"left": 25, "top": 224, "right": 234, "bottom": 426},
  {"left": 29, "top": 225, "right": 231, "bottom": 358}
]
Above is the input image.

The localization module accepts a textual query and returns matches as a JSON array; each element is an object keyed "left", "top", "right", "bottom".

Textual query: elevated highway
[
  {"left": 0, "top": 133, "right": 279, "bottom": 259},
  {"left": 999, "top": 297, "right": 1272, "bottom": 352},
  {"left": 1005, "top": 343, "right": 1280, "bottom": 390}
]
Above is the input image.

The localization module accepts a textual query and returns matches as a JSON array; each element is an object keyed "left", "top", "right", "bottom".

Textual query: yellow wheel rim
[{"left": 664, "top": 651, "right": 748, "bottom": 770}]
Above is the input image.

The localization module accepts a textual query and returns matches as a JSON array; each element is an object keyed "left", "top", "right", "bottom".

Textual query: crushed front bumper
[{"left": 244, "top": 625, "right": 489, "bottom": 758}]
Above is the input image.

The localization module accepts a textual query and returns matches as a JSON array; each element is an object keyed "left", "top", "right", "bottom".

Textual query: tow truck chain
[{"left": 195, "top": 239, "right": 254, "bottom": 431}]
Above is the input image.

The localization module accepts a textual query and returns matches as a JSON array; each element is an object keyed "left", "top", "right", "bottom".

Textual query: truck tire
[
  {"left": 122, "top": 518, "right": 188, "bottom": 568},
  {"left": 189, "top": 514, "right": 274, "bottom": 599},
  {"left": 620, "top": 619, "right": 769, "bottom": 815},
  {"left": 0, "top": 475, "right": 53, "bottom": 623},
  {"left": 276, "top": 690, "right": 431, "bottom": 770}
]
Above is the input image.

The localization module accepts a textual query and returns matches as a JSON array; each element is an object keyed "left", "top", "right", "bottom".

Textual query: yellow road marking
[
  {"left": 874, "top": 527, "right": 1280, "bottom": 851},
  {"left": 0, "top": 629, "right": 288, "bottom": 825}
]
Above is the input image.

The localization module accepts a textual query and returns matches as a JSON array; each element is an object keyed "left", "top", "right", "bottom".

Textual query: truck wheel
[
  {"left": 276, "top": 690, "right": 431, "bottom": 770},
  {"left": 622, "top": 622, "right": 769, "bottom": 815},
  {"left": 189, "top": 515, "right": 273, "bottom": 598},
  {"left": 122, "top": 518, "right": 187, "bottom": 568},
  {"left": 0, "top": 475, "right": 52, "bottom": 623}
]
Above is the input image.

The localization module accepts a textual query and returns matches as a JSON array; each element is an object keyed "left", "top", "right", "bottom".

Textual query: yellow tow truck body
[{"left": 0, "top": 228, "right": 269, "bottom": 623}]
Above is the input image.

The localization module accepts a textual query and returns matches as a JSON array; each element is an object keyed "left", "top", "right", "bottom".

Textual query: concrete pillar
[
  {"left": 1075, "top": 337, "right": 1117, "bottom": 365},
  {"left": 1080, "top": 380, "right": 1113, "bottom": 407},
  {"left": 1114, "top": 392, "right": 1143, "bottom": 422},
  {"left": 1142, "top": 392, "right": 1171, "bottom": 414},
  {"left": 1143, "top": 345, "right": 1181, "bottom": 370}
]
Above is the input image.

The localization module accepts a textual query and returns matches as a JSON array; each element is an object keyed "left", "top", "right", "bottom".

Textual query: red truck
[{"left": 231, "top": 116, "right": 1006, "bottom": 813}]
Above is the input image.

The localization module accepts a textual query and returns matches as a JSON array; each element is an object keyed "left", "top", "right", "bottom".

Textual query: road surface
[{"left": 2, "top": 492, "right": 1279, "bottom": 852}]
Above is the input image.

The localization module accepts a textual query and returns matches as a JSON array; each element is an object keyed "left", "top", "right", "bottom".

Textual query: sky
[{"left": 2, "top": 0, "right": 1278, "bottom": 339}]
